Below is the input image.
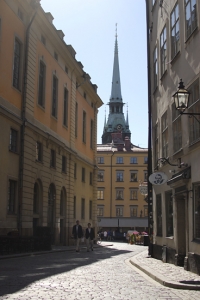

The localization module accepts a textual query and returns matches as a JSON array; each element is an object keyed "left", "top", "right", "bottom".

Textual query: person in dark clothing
[
  {"left": 72, "top": 220, "right": 83, "bottom": 252},
  {"left": 85, "top": 223, "right": 95, "bottom": 252}
]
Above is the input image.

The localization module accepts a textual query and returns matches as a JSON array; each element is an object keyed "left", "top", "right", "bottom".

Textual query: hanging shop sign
[
  {"left": 139, "top": 184, "right": 148, "bottom": 195},
  {"left": 149, "top": 172, "right": 168, "bottom": 185}
]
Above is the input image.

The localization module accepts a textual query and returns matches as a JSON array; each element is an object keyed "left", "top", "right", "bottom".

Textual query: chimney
[{"left": 124, "top": 136, "right": 131, "bottom": 151}]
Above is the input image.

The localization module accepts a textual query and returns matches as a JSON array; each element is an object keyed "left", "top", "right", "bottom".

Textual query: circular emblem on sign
[
  {"left": 149, "top": 172, "right": 168, "bottom": 185},
  {"left": 139, "top": 185, "right": 148, "bottom": 195},
  {"left": 117, "top": 124, "right": 122, "bottom": 130}
]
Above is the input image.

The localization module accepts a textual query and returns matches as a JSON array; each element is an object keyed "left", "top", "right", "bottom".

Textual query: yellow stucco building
[{"left": 0, "top": 0, "right": 102, "bottom": 245}]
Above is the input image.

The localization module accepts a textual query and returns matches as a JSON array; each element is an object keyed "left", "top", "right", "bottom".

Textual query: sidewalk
[{"left": 130, "top": 249, "right": 200, "bottom": 290}]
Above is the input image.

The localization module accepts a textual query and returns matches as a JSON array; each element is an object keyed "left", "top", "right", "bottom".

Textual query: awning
[{"left": 97, "top": 218, "right": 148, "bottom": 228}]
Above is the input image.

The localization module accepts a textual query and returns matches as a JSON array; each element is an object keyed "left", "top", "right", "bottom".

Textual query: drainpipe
[
  {"left": 18, "top": 2, "right": 39, "bottom": 235},
  {"left": 145, "top": 0, "right": 153, "bottom": 256}
]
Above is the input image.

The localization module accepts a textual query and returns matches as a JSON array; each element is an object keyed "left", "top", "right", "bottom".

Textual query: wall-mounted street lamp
[{"left": 173, "top": 79, "right": 200, "bottom": 123}]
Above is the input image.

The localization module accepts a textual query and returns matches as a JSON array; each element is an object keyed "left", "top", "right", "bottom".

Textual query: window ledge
[
  {"left": 35, "top": 159, "right": 43, "bottom": 164},
  {"left": 172, "top": 148, "right": 183, "bottom": 157},
  {"left": 191, "top": 238, "right": 200, "bottom": 244},
  {"left": 166, "top": 236, "right": 174, "bottom": 240},
  {"left": 170, "top": 50, "right": 180, "bottom": 65},
  {"left": 37, "top": 103, "right": 45, "bottom": 111},
  {"left": 189, "top": 138, "right": 200, "bottom": 148},
  {"left": 185, "top": 26, "right": 198, "bottom": 44},
  {"left": 9, "top": 150, "right": 19, "bottom": 155}
]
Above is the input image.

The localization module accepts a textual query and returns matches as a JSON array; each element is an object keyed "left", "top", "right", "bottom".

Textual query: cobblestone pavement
[{"left": 0, "top": 242, "right": 200, "bottom": 300}]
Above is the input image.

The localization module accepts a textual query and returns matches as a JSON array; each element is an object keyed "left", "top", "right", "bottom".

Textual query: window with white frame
[
  {"left": 90, "top": 119, "right": 94, "bottom": 149},
  {"left": 153, "top": 46, "right": 158, "bottom": 90},
  {"left": 82, "top": 111, "right": 86, "bottom": 143},
  {"left": 97, "top": 205, "right": 104, "bottom": 217},
  {"left": 116, "top": 157, "right": 123, "bottom": 164},
  {"left": 116, "top": 189, "right": 124, "bottom": 200},
  {"left": 10, "top": 128, "right": 18, "bottom": 152},
  {"left": 130, "top": 171, "right": 137, "bottom": 182},
  {"left": 154, "top": 123, "right": 159, "bottom": 168},
  {"left": 97, "top": 189, "right": 104, "bottom": 200},
  {"left": 161, "top": 111, "right": 168, "bottom": 158},
  {"left": 185, "top": 0, "right": 197, "bottom": 39},
  {"left": 166, "top": 191, "right": 173, "bottom": 237},
  {"left": 130, "top": 206, "right": 137, "bottom": 217},
  {"left": 38, "top": 60, "right": 46, "bottom": 107},
  {"left": 63, "top": 87, "right": 68, "bottom": 127},
  {"left": 160, "top": 25, "right": 167, "bottom": 76},
  {"left": 97, "top": 171, "right": 104, "bottom": 182},
  {"left": 156, "top": 194, "right": 162, "bottom": 236},
  {"left": 13, "top": 38, "right": 22, "bottom": 90},
  {"left": 97, "top": 157, "right": 104, "bottom": 164},
  {"left": 188, "top": 80, "right": 200, "bottom": 144},
  {"left": 194, "top": 183, "right": 200, "bottom": 239},
  {"left": 171, "top": 3, "right": 180, "bottom": 59},
  {"left": 116, "top": 171, "right": 123, "bottom": 182},
  {"left": 82, "top": 167, "right": 85, "bottom": 182},
  {"left": 52, "top": 75, "right": 58, "bottom": 118},
  {"left": 144, "top": 157, "right": 148, "bottom": 164},
  {"left": 36, "top": 141, "right": 42, "bottom": 162},
  {"left": 116, "top": 206, "right": 123, "bottom": 217},
  {"left": 172, "top": 103, "right": 182, "bottom": 152},
  {"left": 130, "top": 157, "right": 137, "bottom": 164},
  {"left": 130, "top": 189, "right": 138, "bottom": 200}
]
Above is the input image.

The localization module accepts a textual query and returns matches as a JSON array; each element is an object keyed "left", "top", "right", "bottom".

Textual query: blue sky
[{"left": 41, "top": 0, "right": 148, "bottom": 147}]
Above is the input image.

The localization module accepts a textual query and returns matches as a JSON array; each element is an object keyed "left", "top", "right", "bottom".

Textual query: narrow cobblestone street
[{"left": 1, "top": 242, "right": 200, "bottom": 300}]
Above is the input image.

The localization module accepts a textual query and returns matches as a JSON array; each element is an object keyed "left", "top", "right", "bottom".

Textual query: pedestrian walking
[
  {"left": 104, "top": 230, "right": 107, "bottom": 241},
  {"left": 85, "top": 223, "right": 95, "bottom": 252},
  {"left": 72, "top": 220, "right": 83, "bottom": 252}
]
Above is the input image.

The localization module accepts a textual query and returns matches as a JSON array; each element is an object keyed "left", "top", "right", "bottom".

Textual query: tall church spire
[
  {"left": 101, "top": 26, "right": 131, "bottom": 144},
  {"left": 110, "top": 25, "right": 122, "bottom": 102}
]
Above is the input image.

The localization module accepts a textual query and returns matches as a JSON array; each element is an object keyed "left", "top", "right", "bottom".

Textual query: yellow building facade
[{"left": 0, "top": 0, "right": 102, "bottom": 245}]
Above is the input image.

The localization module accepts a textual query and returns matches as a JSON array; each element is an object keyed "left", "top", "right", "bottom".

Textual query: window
[
  {"left": 116, "top": 157, "right": 123, "bottom": 164},
  {"left": 144, "top": 206, "right": 148, "bottom": 217},
  {"left": 171, "top": 3, "right": 180, "bottom": 59},
  {"left": 172, "top": 103, "right": 182, "bottom": 152},
  {"left": 90, "top": 172, "right": 93, "bottom": 185},
  {"left": 194, "top": 183, "right": 200, "bottom": 239},
  {"left": 33, "top": 182, "right": 39, "bottom": 214},
  {"left": 116, "top": 171, "right": 123, "bottom": 182},
  {"left": 116, "top": 189, "right": 124, "bottom": 200},
  {"left": 50, "top": 149, "right": 56, "bottom": 168},
  {"left": 130, "top": 171, "right": 137, "bottom": 182},
  {"left": 13, "top": 38, "right": 22, "bottom": 90},
  {"left": 90, "top": 119, "right": 94, "bottom": 149},
  {"left": 144, "top": 171, "right": 148, "bottom": 182},
  {"left": 74, "top": 163, "right": 77, "bottom": 179},
  {"left": 63, "top": 88, "right": 68, "bottom": 127},
  {"left": 97, "top": 157, "right": 104, "bottom": 164},
  {"left": 82, "top": 111, "right": 86, "bottom": 143},
  {"left": 73, "top": 196, "right": 76, "bottom": 219},
  {"left": 10, "top": 128, "right": 18, "bottom": 152},
  {"left": 52, "top": 75, "right": 58, "bottom": 117},
  {"left": 130, "top": 157, "right": 137, "bottom": 164},
  {"left": 97, "top": 206, "right": 104, "bottom": 217},
  {"left": 116, "top": 206, "right": 123, "bottom": 217},
  {"left": 130, "top": 189, "right": 138, "bottom": 200},
  {"left": 8, "top": 180, "right": 17, "bottom": 213},
  {"left": 154, "top": 123, "right": 159, "bottom": 168},
  {"left": 75, "top": 102, "right": 78, "bottom": 137},
  {"left": 62, "top": 156, "right": 67, "bottom": 173},
  {"left": 36, "top": 142, "right": 42, "bottom": 162},
  {"left": 82, "top": 167, "right": 85, "bottom": 182},
  {"left": 38, "top": 61, "right": 46, "bottom": 107},
  {"left": 160, "top": 26, "right": 167, "bottom": 76},
  {"left": 144, "top": 157, "right": 148, "bottom": 164},
  {"left": 54, "top": 52, "right": 58, "bottom": 60},
  {"left": 97, "top": 171, "right": 104, "bottom": 182},
  {"left": 166, "top": 191, "right": 173, "bottom": 237},
  {"left": 81, "top": 198, "right": 85, "bottom": 219},
  {"left": 89, "top": 200, "right": 92, "bottom": 219},
  {"left": 130, "top": 206, "right": 137, "bottom": 217},
  {"left": 97, "top": 189, "right": 104, "bottom": 200},
  {"left": 185, "top": 0, "right": 197, "bottom": 39},
  {"left": 156, "top": 194, "right": 162, "bottom": 236},
  {"left": 161, "top": 111, "right": 168, "bottom": 157},
  {"left": 153, "top": 47, "right": 158, "bottom": 90},
  {"left": 188, "top": 80, "right": 200, "bottom": 144},
  {"left": 41, "top": 35, "right": 46, "bottom": 45}
]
